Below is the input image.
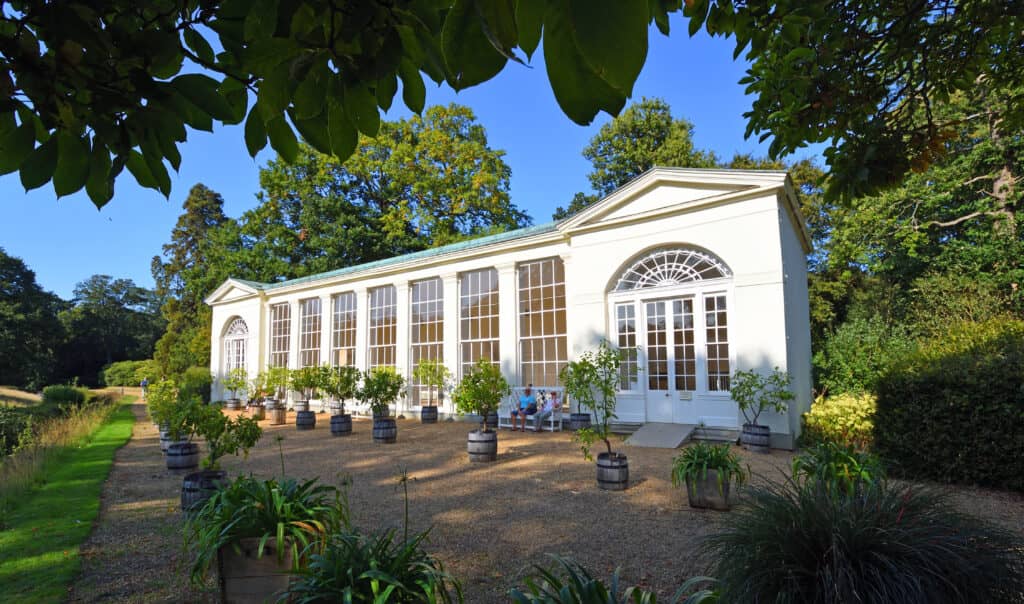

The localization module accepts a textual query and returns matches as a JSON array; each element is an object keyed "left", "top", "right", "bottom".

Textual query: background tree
[
  {"left": 57, "top": 275, "right": 164, "bottom": 386},
  {"left": 3, "top": 2, "right": 1017, "bottom": 207},
  {"left": 226, "top": 104, "right": 529, "bottom": 282},
  {"left": 151, "top": 184, "right": 235, "bottom": 376},
  {"left": 0, "top": 247, "right": 64, "bottom": 389}
]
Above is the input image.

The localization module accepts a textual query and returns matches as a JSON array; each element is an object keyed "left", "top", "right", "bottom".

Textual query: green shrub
[
  {"left": 179, "top": 366, "right": 212, "bottom": 404},
  {"left": 799, "top": 393, "right": 876, "bottom": 449},
  {"left": 812, "top": 316, "right": 915, "bottom": 395},
  {"left": 875, "top": 319, "right": 1024, "bottom": 490},
  {"left": 101, "top": 360, "right": 158, "bottom": 387},
  {"left": 0, "top": 405, "right": 27, "bottom": 456},
  {"left": 41, "top": 385, "right": 87, "bottom": 407},
  {"left": 286, "top": 528, "right": 462, "bottom": 603},
  {"left": 791, "top": 442, "right": 885, "bottom": 498},
  {"left": 704, "top": 480, "right": 1024, "bottom": 603}
]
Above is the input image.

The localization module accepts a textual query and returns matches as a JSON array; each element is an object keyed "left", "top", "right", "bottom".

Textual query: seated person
[
  {"left": 510, "top": 384, "right": 538, "bottom": 431},
  {"left": 533, "top": 391, "right": 558, "bottom": 428}
]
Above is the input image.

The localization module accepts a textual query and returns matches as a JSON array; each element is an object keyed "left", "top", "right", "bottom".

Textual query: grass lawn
[{"left": 0, "top": 400, "right": 134, "bottom": 603}]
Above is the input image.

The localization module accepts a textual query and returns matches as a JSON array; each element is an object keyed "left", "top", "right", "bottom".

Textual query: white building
[{"left": 206, "top": 168, "right": 812, "bottom": 448}]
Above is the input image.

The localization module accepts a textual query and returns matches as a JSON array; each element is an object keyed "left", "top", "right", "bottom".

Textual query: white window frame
[
  {"left": 367, "top": 285, "right": 397, "bottom": 370},
  {"left": 268, "top": 303, "right": 291, "bottom": 368},
  {"left": 458, "top": 267, "right": 500, "bottom": 379},
  {"left": 409, "top": 277, "right": 444, "bottom": 406},
  {"left": 331, "top": 292, "right": 357, "bottom": 367},
  {"left": 516, "top": 257, "right": 568, "bottom": 388}
]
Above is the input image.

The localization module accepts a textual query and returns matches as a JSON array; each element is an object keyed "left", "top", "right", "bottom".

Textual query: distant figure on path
[{"left": 140, "top": 377, "right": 149, "bottom": 400}]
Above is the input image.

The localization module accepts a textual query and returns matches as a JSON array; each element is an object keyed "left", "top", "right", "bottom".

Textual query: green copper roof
[{"left": 243, "top": 221, "right": 562, "bottom": 292}]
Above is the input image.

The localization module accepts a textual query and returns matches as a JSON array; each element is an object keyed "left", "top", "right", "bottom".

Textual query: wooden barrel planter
[
  {"left": 330, "top": 414, "right": 353, "bottom": 436},
  {"left": 166, "top": 441, "right": 200, "bottom": 471},
  {"left": 484, "top": 411, "right": 498, "bottom": 430},
  {"left": 372, "top": 417, "right": 397, "bottom": 444},
  {"left": 295, "top": 410, "right": 316, "bottom": 431},
  {"left": 740, "top": 423, "right": 771, "bottom": 453},
  {"left": 217, "top": 537, "right": 293, "bottom": 604},
  {"left": 268, "top": 404, "right": 287, "bottom": 426},
  {"left": 158, "top": 427, "right": 172, "bottom": 452},
  {"left": 249, "top": 404, "right": 265, "bottom": 421},
  {"left": 569, "top": 413, "right": 592, "bottom": 431},
  {"left": 596, "top": 452, "right": 629, "bottom": 491},
  {"left": 685, "top": 470, "right": 732, "bottom": 511},
  {"left": 224, "top": 398, "right": 241, "bottom": 411},
  {"left": 420, "top": 405, "right": 439, "bottom": 424},
  {"left": 293, "top": 400, "right": 310, "bottom": 412},
  {"left": 467, "top": 429, "right": 497, "bottom": 463},
  {"left": 181, "top": 469, "right": 228, "bottom": 517}
]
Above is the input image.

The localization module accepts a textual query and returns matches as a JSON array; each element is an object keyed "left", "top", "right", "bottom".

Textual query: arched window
[
  {"left": 613, "top": 248, "right": 731, "bottom": 292},
  {"left": 223, "top": 318, "right": 248, "bottom": 373}
]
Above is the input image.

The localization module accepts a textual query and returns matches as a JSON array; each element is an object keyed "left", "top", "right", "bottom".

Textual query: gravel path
[{"left": 69, "top": 407, "right": 1024, "bottom": 602}]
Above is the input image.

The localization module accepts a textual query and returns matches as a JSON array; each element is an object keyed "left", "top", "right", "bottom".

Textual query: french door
[{"left": 643, "top": 297, "right": 697, "bottom": 424}]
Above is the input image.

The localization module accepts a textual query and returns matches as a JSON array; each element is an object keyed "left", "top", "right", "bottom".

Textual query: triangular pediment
[
  {"left": 205, "top": 278, "right": 262, "bottom": 305},
  {"left": 559, "top": 167, "right": 793, "bottom": 233}
]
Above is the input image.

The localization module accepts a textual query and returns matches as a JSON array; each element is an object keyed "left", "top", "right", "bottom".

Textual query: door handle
[{"left": 664, "top": 392, "right": 669, "bottom": 397}]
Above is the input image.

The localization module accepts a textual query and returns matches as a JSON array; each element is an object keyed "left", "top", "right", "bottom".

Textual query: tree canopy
[
  {"left": 2, "top": 1, "right": 1019, "bottom": 207},
  {"left": 0, "top": 247, "right": 64, "bottom": 389}
]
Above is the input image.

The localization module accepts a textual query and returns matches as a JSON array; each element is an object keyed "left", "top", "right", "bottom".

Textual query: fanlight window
[
  {"left": 614, "top": 249, "right": 731, "bottom": 292},
  {"left": 225, "top": 318, "right": 248, "bottom": 337}
]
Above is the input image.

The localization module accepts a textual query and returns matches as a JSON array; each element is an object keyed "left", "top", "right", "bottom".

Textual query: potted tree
[
  {"left": 290, "top": 366, "right": 320, "bottom": 413},
  {"left": 731, "top": 367, "right": 793, "bottom": 453},
  {"left": 187, "top": 475, "right": 345, "bottom": 602},
  {"left": 560, "top": 355, "right": 597, "bottom": 432},
  {"left": 452, "top": 357, "right": 510, "bottom": 463},
  {"left": 265, "top": 366, "right": 290, "bottom": 425},
  {"left": 222, "top": 367, "right": 248, "bottom": 410},
  {"left": 671, "top": 442, "right": 747, "bottom": 511},
  {"left": 148, "top": 378, "right": 182, "bottom": 452},
  {"left": 562, "top": 341, "right": 628, "bottom": 490},
  {"left": 359, "top": 368, "right": 405, "bottom": 444},
  {"left": 247, "top": 371, "right": 268, "bottom": 421},
  {"left": 181, "top": 405, "right": 263, "bottom": 517},
  {"left": 149, "top": 379, "right": 202, "bottom": 471},
  {"left": 412, "top": 358, "right": 451, "bottom": 424},
  {"left": 324, "top": 365, "right": 360, "bottom": 437}
]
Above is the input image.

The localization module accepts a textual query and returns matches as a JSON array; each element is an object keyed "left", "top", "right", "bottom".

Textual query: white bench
[{"left": 498, "top": 387, "right": 565, "bottom": 432}]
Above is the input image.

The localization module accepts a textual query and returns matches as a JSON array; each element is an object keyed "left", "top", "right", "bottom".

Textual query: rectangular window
[
  {"left": 298, "top": 298, "right": 322, "bottom": 367},
  {"left": 459, "top": 268, "right": 499, "bottom": 378},
  {"left": 645, "top": 301, "right": 669, "bottom": 390},
  {"left": 705, "top": 294, "right": 730, "bottom": 391},
  {"left": 368, "top": 285, "right": 397, "bottom": 370},
  {"left": 224, "top": 339, "right": 245, "bottom": 373},
  {"left": 410, "top": 278, "right": 444, "bottom": 406},
  {"left": 518, "top": 257, "right": 567, "bottom": 387},
  {"left": 615, "top": 303, "right": 639, "bottom": 390},
  {"left": 331, "top": 292, "right": 357, "bottom": 367},
  {"left": 673, "top": 299, "right": 696, "bottom": 391},
  {"left": 269, "top": 303, "right": 291, "bottom": 367}
]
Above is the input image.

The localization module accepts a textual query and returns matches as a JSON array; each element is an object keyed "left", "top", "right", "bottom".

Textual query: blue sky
[{"left": 0, "top": 20, "right": 821, "bottom": 300}]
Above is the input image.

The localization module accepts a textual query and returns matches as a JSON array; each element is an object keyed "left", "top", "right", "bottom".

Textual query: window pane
[
  {"left": 517, "top": 258, "right": 567, "bottom": 387},
  {"left": 459, "top": 268, "right": 500, "bottom": 378}
]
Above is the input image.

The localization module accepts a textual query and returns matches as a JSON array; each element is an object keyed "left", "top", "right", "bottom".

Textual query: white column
[
  {"left": 288, "top": 299, "right": 300, "bottom": 407},
  {"left": 442, "top": 272, "right": 459, "bottom": 415},
  {"left": 496, "top": 262, "right": 518, "bottom": 384},
  {"left": 395, "top": 281, "right": 410, "bottom": 413},
  {"left": 354, "top": 287, "right": 368, "bottom": 371},
  {"left": 319, "top": 294, "right": 332, "bottom": 366}
]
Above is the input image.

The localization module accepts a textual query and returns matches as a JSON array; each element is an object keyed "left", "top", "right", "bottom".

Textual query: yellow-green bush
[{"left": 800, "top": 393, "right": 876, "bottom": 450}]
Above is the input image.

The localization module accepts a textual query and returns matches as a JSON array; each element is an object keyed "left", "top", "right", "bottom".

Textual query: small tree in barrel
[
  {"left": 190, "top": 404, "right": 263, "bottom": 470},
  {"left": 249, "top": 371, "right": 269, "bottom": 405},
  {"left": 561, "top": 341, "right": 623, "bottom": 461},
  {"left": 266, "top": 366, "right": 290, "bottom": 403},
  {"left": 358, "top": 368, "right": 406, "bottom": 417},
  {"left": 222, "top": 367, "right": 249, "bottom": 402},
  {"left": 453, "top": 358, "right": 511, "bottom": 432},
  {"left": 323, "top": 365, "right": 360, "bottom": 414},
  {"left": 290, "top": 366, "right": 322, "bottom": 402},
  {"left": 412, "top": 358, "right": 451, "bottom": 407}
]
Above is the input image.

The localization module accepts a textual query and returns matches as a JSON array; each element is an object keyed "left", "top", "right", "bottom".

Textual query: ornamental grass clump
[
  {"left": 187, "top": 476, "right": 346, "bottom": 585},
  {"left": 703, "top": 478, "right": 1024, "bottom": 603}
]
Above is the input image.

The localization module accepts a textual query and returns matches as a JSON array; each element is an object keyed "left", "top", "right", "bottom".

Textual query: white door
[{"left": 643, "top": 298, "right": 697, "bottom": 424}]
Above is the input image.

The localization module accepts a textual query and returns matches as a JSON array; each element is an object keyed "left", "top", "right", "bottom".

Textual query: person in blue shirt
[{"left": 511, "top": 384, "right": 537, "bottom": 431}]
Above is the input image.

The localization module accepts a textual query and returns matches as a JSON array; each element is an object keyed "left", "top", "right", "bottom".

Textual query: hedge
[
  {"left": 875, "top": 319, "right": 1024, "bottom": 491},
  {"left": 101, "top": 359, "right": 158, "bottom": 387},
  {"left": 41, "top": 385, "right": 87, "bottom": 407}
]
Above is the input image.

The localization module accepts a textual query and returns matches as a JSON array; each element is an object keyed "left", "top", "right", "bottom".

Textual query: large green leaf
[
  {"left": 290, "top": 110, "right": 331, "bottom": 155},
  {"left": 293, "top": 60, "right": 328, "bottom": 120},
  {"left": 398, "top": 60, "right": 426, "bottom": 114},
  {"left": 53, "top": 132, "right": 90, "bottom": 197},
  {"left": 376, "top": 73, "right": 398, "bottom": 111},
  {"left": 183, "top": 28, "right": 215, "bottom": 64},
  {"left": 265, "top": 116, "right": 299, "bottom": 162},
  {"left": 170, "top": 74, "right": 236, "bottom": 122},
  {"left": 516, "top": 0, "right": 546, "bottom": 59},
  {"left": 19, "top": 138, "right": 58, "bottom": 191},
  {"left": 442, "top": 0, "right": 508, "bottom": 90},
  {"left": 342, "top": 82, "right": 380, "bottom": 137},
  {"left": 258, "top": 62, "right": 292, "bottom": 119},
  {"left": 0, "top": 121, "right": 35, "bottom": 175},
  {"left": 477, "top": 0, "right": 519, "bottom": 56},
  {"left": 244, "top": 105, "right": 268, "bottom": 157},
  {"left": 244, "top": 0, "right": 280, "bottom": 41},
  {"left": 327, "top": 100, "right": 357, "bottom": 161},
  {"left": 543, "top": 1, "right": 626, "bottom": 125},
  {"left": 568, "top": 0, "right": 648, "bottom": 96},
  {"left": 125, "top": 150, "right": 157, "bottom": 189},
  {"left": 85, "top": 141, "right": 113, "bottom": 208}
]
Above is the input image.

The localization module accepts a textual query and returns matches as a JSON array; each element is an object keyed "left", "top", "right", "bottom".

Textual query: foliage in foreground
[
  {"left": 703, "top": 478, "right": 1024, "bottom": 603},
  {"left": 790, "top": 442, "right": 885, "bottom": 498},
  {"left": 799, "top": 393, "right": 876, "bottom": 450},
  {"left": 670, "top": 443, "right": 747, "bottom": 496},
  {"left": 286, "top": 527, "right": 462, "bottom": 604},
  {"left": 510, "top": 555, "right": 717, "bottom": 604},
  {"left": 875, "top": 319, "right": 1024, "bottom": 491},
  {"left": 0, "top": 401, "right": 133, "bottom": 601},
  {"left": 187, "top": 476, "right": 346, "bottom": 585}
]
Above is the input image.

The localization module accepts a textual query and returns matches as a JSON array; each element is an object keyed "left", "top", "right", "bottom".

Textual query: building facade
[{"left": 206, "top": 168, "right": 812, "bottom": 448}]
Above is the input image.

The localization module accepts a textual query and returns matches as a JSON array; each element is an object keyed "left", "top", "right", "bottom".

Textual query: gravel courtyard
[{"left": 69, "top": 403, "right": 1024, "bottom": 603}]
